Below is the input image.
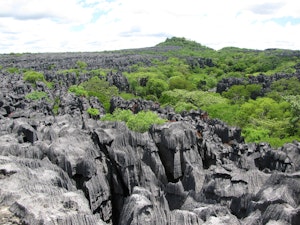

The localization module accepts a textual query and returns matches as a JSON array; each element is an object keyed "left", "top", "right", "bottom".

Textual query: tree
[
  {"left": 284, "top": 95, "right": 300, "bottom": 136},
  {"left": 236, "top": 97, "right": 292, "bottom": 140},
  {"left": 270, "top": 77, "right": 300, "bottom": 96},
  {"left": 146, "top": 78, "right": 169, "bottom": 98},
  {"left": 237, "top": 97, "right": 290, "bottom": 126},
  {"left": 222, "top": 84, "right": 262, "bottom": 104},
  {"left": 169, "top": 76, "right": 195, "bottom": 90}
]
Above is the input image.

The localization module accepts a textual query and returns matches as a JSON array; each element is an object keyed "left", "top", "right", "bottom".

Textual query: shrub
[
  {"left": 145, "top": 78, "right": 169, "bottom": 98},
  {"left": 23, "top": 71, "right": 45, "bottom": 83},
  {"left": 242, "top": 127, "right": 270, "bottom": 143},
  {"left": 126, "top": 111, "right": 166, "bottom": 132},
  {"left": 160, "top": 89, "right": 227, "bottom": 109},
  {"left": 169, "top": 76, "right": 195, "bottom": 90},
  {"left": 81, "top": 76, "right": 119, "bottom": 112},
  {"left": 76, "top": 60, "right": 87, "bottom": 70},
  {"left": 87, "top": 108, "right": 100, "bottom": 117},
  {"left": 203, "top": 103, "right": 239, "bottom": 125},
  {"left": 6, "top": 67, "right": 20, "bottom": 74},
  {"left": 25, "top": 91, "right": 48, "bottom": 100},
  {"left": 101, "top": 109, "right": 134, "bottom": 123},
  {"left": 57, "top": 68, "right": 79, "bottom": 75},
  {"left": 174, "top": 102, "right": 197, "bottom": 113},
  {"left": 145, "top": 95, "right": 158, "bottom": 102},
  {"left": 101, "top": 109, "right": 166, "bottom": 133},
  {"left": 222, "top": 84, "right": 262, "bottom": 104},
  {"left": 68, "top": 85, "right": 88, "bottom": 97},
  {"left": 68, "top": 77, "right": 119, "bottom": 112},
  {"left": 119, "top": 92, "right": 136, "bottom": 100},
  {"left": 270, "top": 77, "right": 300, "bottom": 96},
  {"left": 264, "top": 136, "right": 299, "bottom": 148},
  {"left": 52, "top": 97, "right": 60, "bottom": 115}
]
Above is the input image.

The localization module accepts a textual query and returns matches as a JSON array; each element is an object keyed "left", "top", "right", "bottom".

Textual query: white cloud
[
  {"left": 0, "top": 0, "right": 300, "bottom": 53},
  {"left": 0, "top": 0, "right": 92, "bottom": 23}
]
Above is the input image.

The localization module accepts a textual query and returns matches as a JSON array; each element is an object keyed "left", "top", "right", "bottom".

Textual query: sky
[{"left": 1, "top": 0, "right": 300, "bottom": 53}]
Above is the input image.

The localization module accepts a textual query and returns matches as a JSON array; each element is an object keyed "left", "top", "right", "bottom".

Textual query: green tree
[
  {"left": 236, "top": 97, "right": 292, "bottom": 141},
  {"left": 237, "top": 97, "right": 290, "bottom": 127},
  {"left": 169, "top": 76, "right": 195, "bottom": 90},
  {"left": 203, "top": 103, "right": 239, "bottom": 125},
  {"left": 174, "top": 101, "right": 198, "bottom": 113},
  {"left": 146, "top": 78, "right": 169, "bottom": 98},
  {"left": 242, "top": 127, "right": 270, "bottom": 143},
  {"left": 270, "top": 77, "right": 300, "bottom": 96},
  {"left": 222, "top": 84, "right": 262, "bottom": 104},
  {"left": 160, "top": 89, "right": 227, "bottom": 109},
  {"left": 284, "top": 95, "right": 300, "bottom": 136}
]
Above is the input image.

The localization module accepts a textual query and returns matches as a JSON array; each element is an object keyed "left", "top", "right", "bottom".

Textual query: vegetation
[
  {"left": 57, "top": 60, "right": 88, "bottom": 76},
  {"left": 6, "top": 67, "right": 20, "bottom": 74},
  {"left": 101, "top": 109, "right": 166, "bottom": 132},
  {"left": 159, "top": 89, "right": 227, "bottom": 110},
  {"left": 87, "top": 107, "right": 100, "bottom": 118},
  {"left": 119, "top": 37, "right": 300, "bottom": 146},
  {"left": 76, "top": 60, "right": 87, "bottom": 70},
  {"left": 25, "top": 91, "right": 48, "bottom": 101},
  {"left": 222, "top": 84, "right": 262, "bottom": 104},
  {"left": 16, "top": 36, "right": 299, "bottom": 146},
  {"left": 68, "top": 76, "right": 118, "bottom": 112},
  {"left": 69, "top": 85, "right": 88, "bottom": 97},
  {"left": 23, "top": 71, "right": 45, "bottom": 83},
  {"left": 52, "top": 97, "right": 60, "bottom": 115}
]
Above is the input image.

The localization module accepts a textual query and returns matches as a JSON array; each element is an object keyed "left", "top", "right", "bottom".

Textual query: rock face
[
  {"left": 0, "top": 53, "right": 300, "bottom": 225},
  {"left": 106, "top": 71, "right": 129, "bottom": 92}
]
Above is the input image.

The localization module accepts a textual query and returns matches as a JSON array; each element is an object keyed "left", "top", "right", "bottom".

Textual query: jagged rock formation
[
  {"left": 106, "top": 71, "right": 130, "bottom": 92},
  {"left": 0, "top": 53, "right": 300, "bottom": 225},
  {"left": 186, "top": 57, "right": 214, "bottom": 70},
  {"left": 216, "top": 73, "right": 300, "bottom": 94}
]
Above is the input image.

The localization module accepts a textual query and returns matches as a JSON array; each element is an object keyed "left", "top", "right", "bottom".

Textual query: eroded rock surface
[{"left": 0, "top": 53, "right": 299, "bottom": 225}]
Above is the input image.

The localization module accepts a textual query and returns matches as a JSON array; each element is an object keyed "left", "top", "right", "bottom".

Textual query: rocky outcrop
[
  {"left": 216, "top": 73, "right": 300, "bottom": 94},
  {"left": 186, "top": 57, "right": 214, "bottom": 70},
  {"left": 106, "top": 71, "right": 129, "bottom": 92},
  {"left": 110, "top": 96, "right": 161, "bottom": 114},
  {"left": 0, "top": 53, "right": 300, "bottom": 225}
]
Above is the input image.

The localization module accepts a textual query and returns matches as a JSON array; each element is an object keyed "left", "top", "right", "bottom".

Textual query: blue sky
[{"left": 0, "top": 0, "right": 300, "bottom": 53}]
